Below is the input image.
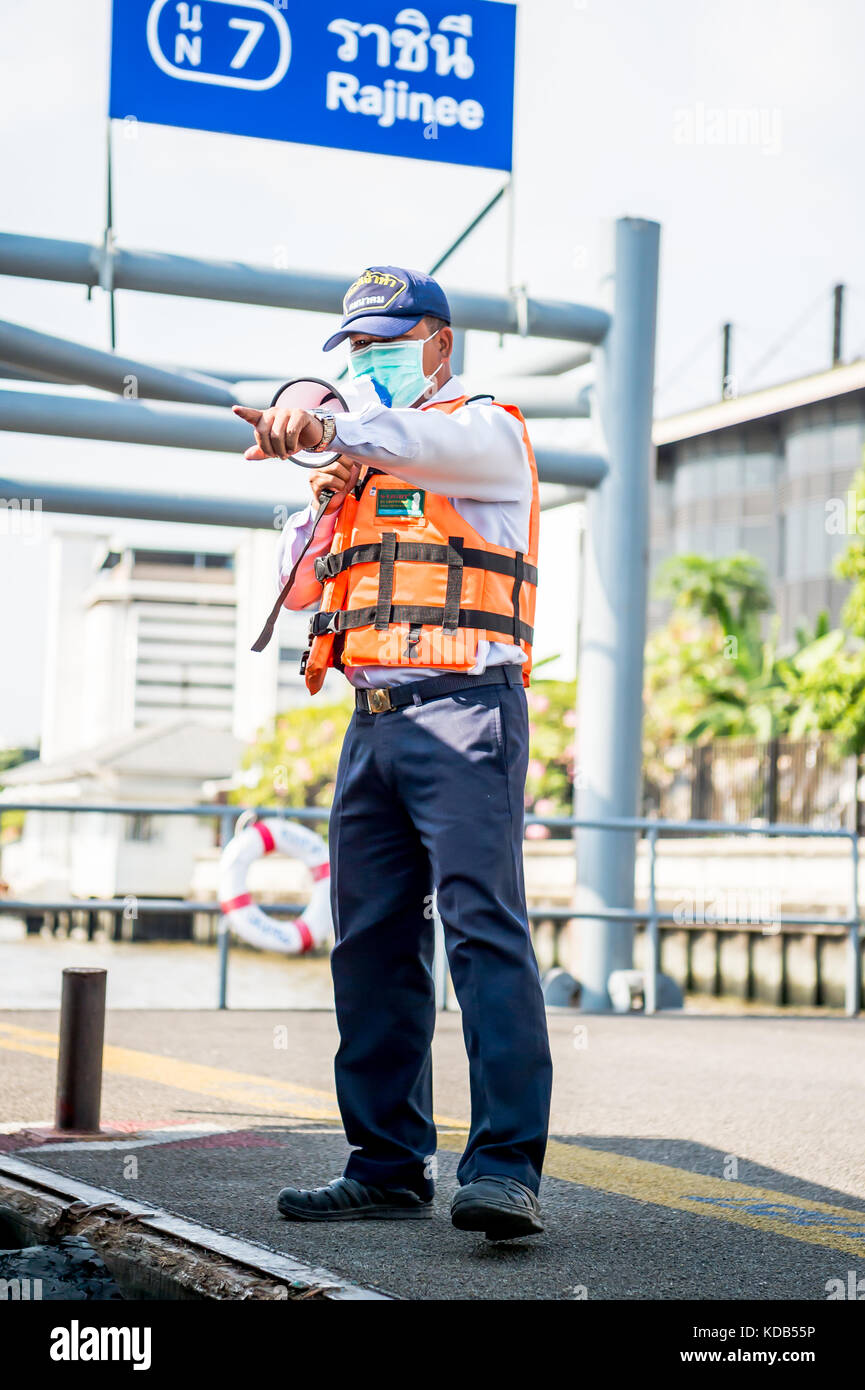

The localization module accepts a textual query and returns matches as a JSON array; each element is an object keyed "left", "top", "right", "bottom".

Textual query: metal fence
[
  {"left": 0, "top": 800, "right": 860, "bottom": 1017},
  {"left": 644, "top": 736, "right": 864, "bottom": 832}
]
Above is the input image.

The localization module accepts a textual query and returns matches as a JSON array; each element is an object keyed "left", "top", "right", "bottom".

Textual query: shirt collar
[{"left": 423, "top": 375, "right": 465, "bottom": 407}]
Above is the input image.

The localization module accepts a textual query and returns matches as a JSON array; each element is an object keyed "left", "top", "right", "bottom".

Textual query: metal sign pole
[
  {"left": 575, "top": 217, "right": 661, "bottom": 1011},
  {"left": 103, "top": 122, "right": 117, "bottom": 350}
]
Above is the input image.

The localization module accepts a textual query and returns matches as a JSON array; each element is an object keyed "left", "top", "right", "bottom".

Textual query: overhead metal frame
[
  {"left": 0, "top": 317, "right": 592, "bottom": 419},
  {"left": 0, "top": 388, "right": 604, "bottom": 487},
  {"left": 0, "top": 475, "right": 299, "bottom": 531},
  {"left": 0, "top": 216, "right": 661, "bottom": 1012},
  {"left": 0, "top": 317, "right": 238, "bottom": 408},
  {"left": 0, "top": 231, "right": 612, "bottom": 345}
]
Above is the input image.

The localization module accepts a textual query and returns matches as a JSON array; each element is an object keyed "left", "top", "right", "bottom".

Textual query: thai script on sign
[
  {"left": 327, "top": 10, "right": 475, "bottom": 78},
  {"left": 112, "top": 0, "right": 514, "bottom": 169}
]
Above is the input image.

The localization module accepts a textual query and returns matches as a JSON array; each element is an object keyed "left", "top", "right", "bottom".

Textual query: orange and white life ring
[{"left": 218, "top": 817, "right": 332, "bottom": 955}]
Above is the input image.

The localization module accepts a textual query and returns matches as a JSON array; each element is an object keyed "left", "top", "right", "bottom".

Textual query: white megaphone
[
  {"left": 267, "top": 376, "right": 350, "bottom": 469},
  {"left": 267, "top": 373, "right": 381, "bottom": 468}
]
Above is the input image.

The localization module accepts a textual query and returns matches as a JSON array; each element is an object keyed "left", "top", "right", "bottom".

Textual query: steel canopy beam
[
  {"left": 462, "top": 374, "right": 592, "bottom": 419},
  {"left": 0, "top": 388, "right": 251, "bottom": 454},
  {"left": 0, "top": 388, "right": 608, "bottom": 487},
  {"left": 0, "top": 317, "right": 239, "bottom": 408},
  {"left": 0, "top": 475, "right": 595, "bottom": 529},
  {"left": 0, "top": 232, "right": 612, "bottom": 345},
  {"left": 535, "top": 448, "right": 606, "bottom": 486},
  {"left": 0, "top": 360, "right": 60, "bottom": 384},
  {"left": 0, "top": 352, "right": 592, "bottom": 418},
  {"left": 0, "top": 475, "right": 297, "bottom": 530},
  {"left": 231, "top": 373, "right": 594, "bottom": 419}
]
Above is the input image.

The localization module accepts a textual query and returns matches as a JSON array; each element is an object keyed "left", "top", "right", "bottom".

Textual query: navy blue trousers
[{"left": 328, "top": 675, "right": 553, "bottom": 1200}]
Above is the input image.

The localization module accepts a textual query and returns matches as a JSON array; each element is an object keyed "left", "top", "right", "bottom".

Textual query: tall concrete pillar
[{"left": 574, "top": 217, "right": 661, "bottom": 1010}]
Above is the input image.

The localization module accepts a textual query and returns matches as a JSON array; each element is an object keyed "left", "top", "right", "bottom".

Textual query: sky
[{"left": 1, "top": 0, "right": 865, "bottom": 745}]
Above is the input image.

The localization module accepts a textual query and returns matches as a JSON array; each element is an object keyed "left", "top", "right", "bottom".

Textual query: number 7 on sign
[
  {"left": 228, "top": 17, "right": 264, "bottom": 69},
  {"left": 146, "top": 0, "right": 292, "bottom": 92}
]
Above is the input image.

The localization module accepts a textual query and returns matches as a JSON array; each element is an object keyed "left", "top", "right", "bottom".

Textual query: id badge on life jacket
[{"left": 372, "top": 486, "right": 425, "bottom": 519}]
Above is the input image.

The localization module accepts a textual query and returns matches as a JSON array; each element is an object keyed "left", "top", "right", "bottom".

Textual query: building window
[
  {"left": 740, "top": 520, "right": 774, "bottom": 573},
  {"left": 783, "top": 501, "right": 828, "bottom": 581},
  {"left": 125, "top": 814, "right": 156, "bottom": 843},
  {"left": 131, "top": 549, "right": 233, "bottom": 570},
  {"left": 786, "top": 406, "right": 836, "bottom": 477},
  {"left": 715, "top": 455, "right": 742, "bottom": 496},
  {"left": 713, "top": 522, "right": 740, "bottom": 556},
  {"left": 674, "top": 457, "right": 715, "bottom": 504}
]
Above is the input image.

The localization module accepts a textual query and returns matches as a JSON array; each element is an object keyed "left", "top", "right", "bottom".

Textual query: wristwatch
[{"left": 306, "top": 412, "right": 337, "bottom": 452}]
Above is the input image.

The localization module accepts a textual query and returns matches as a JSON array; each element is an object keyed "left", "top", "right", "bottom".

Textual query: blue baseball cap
[{"left": 322, "top": 265, "right": 451, "bottom": 352}]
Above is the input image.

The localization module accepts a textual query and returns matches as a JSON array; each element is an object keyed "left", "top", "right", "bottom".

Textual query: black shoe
[
  {"left": 277, "top": 1176, "right": 433, "bottom": 1222},
  {"left": 451, "top": 1176, "right": 544, "bottom": 1240}
]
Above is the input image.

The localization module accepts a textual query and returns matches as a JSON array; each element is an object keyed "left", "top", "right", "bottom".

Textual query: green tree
[
  {"left": 652, "top": 552, "right": 772, "bottom": 639},
  {"left": 524, "top": 679, "right": 577, "bottom": 828},
  {"left": 231, "top": 697, "right": 353, "bottom": 812},
  {"left": 644, "top": 552, "right": 831, "bottom": 765},
  {"left": 774, "top": 463, "right": 865, "bottom": 753}
]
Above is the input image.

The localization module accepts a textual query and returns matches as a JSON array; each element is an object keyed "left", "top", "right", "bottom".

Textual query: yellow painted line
[
  {"left": 0, "top": 1023, "right": 339, "bottom": 1122},
  {"left": 0, "top": 1039, "right": 57, "bottom": 1061},
  {"left": 0, "top": 1022, "right": 468, "bottom": 1130},
  {"left": 4, "top": 1022, "right": 865, "bottom": 1256},
  {"left": 533, "top": 1138, "right": 865, "bottom": 1259}
]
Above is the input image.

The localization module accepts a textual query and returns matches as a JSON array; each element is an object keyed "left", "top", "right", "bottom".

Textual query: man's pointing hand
[{"left": 232, "top": 404, "right": 325, "bottom": 461}]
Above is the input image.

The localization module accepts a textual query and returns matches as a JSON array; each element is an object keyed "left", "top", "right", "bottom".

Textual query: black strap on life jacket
[
  {"left": 311, "top": 605, "right": 534, "bottom": 646},
  {"left": 374, "top": 531, "right": 397, "bottom": 630},
  {"left": 251, "top": 489, "right": 333, "bottom": 653},
  {"left": 442, "top": 536, "right": 464, "bottom": 634},
  {"left": 511, "top": 552, "right": 525, "bottom": 644},
  {"left": 313, "top": 540, "right": 537, "bottom": 588}
]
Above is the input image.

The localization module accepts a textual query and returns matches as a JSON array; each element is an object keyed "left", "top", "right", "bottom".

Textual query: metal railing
[
  {"left": 644, "top": 735, "right": 865, "bottom": 832},
  {"left": 0, "top": 801, "right": 860, "bottom": 1016}
]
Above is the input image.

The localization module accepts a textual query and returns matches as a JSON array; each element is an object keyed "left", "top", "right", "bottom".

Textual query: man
[{"left": 233, "top": 266, "right": 553, "bottom": 1240}]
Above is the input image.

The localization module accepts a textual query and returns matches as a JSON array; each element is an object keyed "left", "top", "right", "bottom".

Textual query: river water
[{"left": 0, "top": 919, "right": 335, "bottom": 1010}]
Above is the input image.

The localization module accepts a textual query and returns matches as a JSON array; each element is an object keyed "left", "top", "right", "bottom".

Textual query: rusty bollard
[{"left": 54, "top": 967, "right": 107, "bottom": 1133}]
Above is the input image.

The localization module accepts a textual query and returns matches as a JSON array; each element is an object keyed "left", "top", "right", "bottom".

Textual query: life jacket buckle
[{"left": 311, "top": 611, "right": 339, "bottom": 637}]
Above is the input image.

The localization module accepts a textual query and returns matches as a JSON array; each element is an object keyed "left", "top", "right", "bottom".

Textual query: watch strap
[{"left": 307, "top": 414, "right": 337, "bottom": 453}]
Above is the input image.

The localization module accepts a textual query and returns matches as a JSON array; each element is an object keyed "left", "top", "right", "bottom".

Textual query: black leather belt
[{"left": 354, "top": 664, "right": 522, "bottom": 715}]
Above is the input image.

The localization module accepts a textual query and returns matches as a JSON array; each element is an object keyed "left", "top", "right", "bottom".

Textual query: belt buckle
[{"left": 367, "top": 687, "right": 393, "bottom": 714}]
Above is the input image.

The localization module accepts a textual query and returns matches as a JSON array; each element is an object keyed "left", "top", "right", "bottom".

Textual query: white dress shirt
[{"left": 275, "top": 375, "right": 533, "bottom": 689}]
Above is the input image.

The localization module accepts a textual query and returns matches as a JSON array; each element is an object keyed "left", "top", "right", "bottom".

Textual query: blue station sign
[{"left": 109, "top": 1, "right": 517, "bottom": 171}]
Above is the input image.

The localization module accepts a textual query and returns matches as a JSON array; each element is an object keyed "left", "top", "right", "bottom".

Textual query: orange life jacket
[{"left": 301, "top": 396, "right": 539, "bottom": 695}]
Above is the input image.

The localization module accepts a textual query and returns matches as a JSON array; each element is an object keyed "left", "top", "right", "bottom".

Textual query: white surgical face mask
[{"left": 347, "top": 329, "right": 444, "bottom": 408}]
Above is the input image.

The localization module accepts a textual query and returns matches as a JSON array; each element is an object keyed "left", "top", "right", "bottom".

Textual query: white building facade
[
  {"left": 2, "top": 528, "right": 316, "bottom": 916},
  {"left": 38, "top": 528, "right": 313, "bottom": 763}
]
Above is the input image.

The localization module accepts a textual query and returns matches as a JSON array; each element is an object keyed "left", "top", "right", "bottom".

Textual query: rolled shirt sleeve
[{"left": 331, "top": 395, "right": 529, "bottom": 502}]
